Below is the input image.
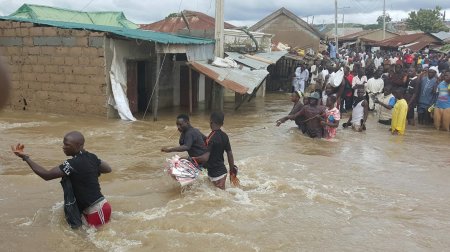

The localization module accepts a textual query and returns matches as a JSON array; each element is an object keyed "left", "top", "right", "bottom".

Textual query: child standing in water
[
  {"left": 321, "top": 96, "right": 340, "bottom": 139},
  {"left": 391, "top": 87, "right": 408, "bottom": 135}
]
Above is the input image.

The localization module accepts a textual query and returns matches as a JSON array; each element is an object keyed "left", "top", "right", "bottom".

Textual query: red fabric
[
  {"left": 84, "top": 202, "right": 111, "bottom": 227},
  {"left": 346, "top": 74, "right": 354, "bottom": 85},
  {"left": 405, "top": 54, "right": 413, "bottom": 64}
]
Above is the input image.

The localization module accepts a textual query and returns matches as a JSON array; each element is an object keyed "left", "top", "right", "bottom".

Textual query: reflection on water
[{"left": 0, "top": 93, "right": 449, "bottom": 251}]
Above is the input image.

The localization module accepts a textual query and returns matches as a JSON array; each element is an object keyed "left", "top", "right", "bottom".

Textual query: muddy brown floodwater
[{"left": 0, "top": 93, "right": 449, "bottom": 251}]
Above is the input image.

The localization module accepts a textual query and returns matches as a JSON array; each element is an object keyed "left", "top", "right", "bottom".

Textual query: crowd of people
[{"left": 283, "top": 47, "right": 450, "bottom": 138}]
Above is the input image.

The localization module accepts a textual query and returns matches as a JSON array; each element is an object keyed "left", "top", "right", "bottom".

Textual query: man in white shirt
[
  {"left": 374, "top": 53, "right": 383, "bottom": 69},
  {"left": 292, "top": 63, "right": 302, "bottom": 92},
  {"left": 298, "top": 63, "right": 309, "bottom": 93},
  {"left": 366, "top": 71, "right": 384, "bottom": 110}
]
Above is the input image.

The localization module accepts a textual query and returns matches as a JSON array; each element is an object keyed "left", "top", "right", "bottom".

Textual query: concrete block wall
[{"left": 0, "top": 20, "right": 108, "bottom": 116}]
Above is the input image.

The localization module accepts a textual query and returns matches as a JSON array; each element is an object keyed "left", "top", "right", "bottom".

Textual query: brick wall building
[
  {"left": 0, "top": 17, "right": 214, "bottom": 119},
  {"left": 250, "top": 7, "right": 324, "bottom": 52},
  {"left": 0, "top": 21, "right": 107, "bottom": 115}
]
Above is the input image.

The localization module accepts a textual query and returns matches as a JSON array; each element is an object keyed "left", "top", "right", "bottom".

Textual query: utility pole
[
  {"left": 212, "top": 0, "right": 224, "bottom": 111},
  {"left": 335, "top": 0, "right": 338, "bottom": 46},
  {"left": 383, "top": 0, "right": 386, "bottom": 39},
  {"left": 339, "top": 7, "right": 350, "bottom": 30}
]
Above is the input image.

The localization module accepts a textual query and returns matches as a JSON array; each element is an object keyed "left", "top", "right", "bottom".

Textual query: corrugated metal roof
[
  {"left": 339, "top": 29, "right": 398, "bottom": 41},
  {"left": 378, "top": 33, "right": 439, "bottom": 48},
  {"left": 250, "top": 51, "right": 287, "bottom": 64},
  {"left": 0, "top": 16, "right": 214, "bottom": 45},
  {"left": 189, "top": 61, "right": 268, "bottom": 94},
  {"left": 140, "top": 10, "right": 235, "bottom": 33},
  {"left": 225, "top": 51, "right": 286, "bottom": 70},
  {"left": 9, "top": 4, "right": 138, "bottom": 29},
  {"left": 225, "top": 52, "right": 269, "bottom": 70},
  {"left": 430, "top": 32, "right": 450, "bottom": 42}
]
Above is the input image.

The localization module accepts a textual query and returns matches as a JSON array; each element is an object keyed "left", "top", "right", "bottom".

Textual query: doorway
[
  {"left": 180, "top": 65, "right": 199, "bottom": 108},
  {"left": 127, "top": 60, "right": 150, "bottom": 114}
]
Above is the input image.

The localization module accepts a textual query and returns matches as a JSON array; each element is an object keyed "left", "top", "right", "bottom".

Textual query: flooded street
[{"left": 1, "top": 93, "right": 450, "bottom": 251}]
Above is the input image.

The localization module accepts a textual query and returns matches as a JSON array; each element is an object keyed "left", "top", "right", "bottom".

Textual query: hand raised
[{"left": 11, "top": 143, "right": 27, "bottom": 159}]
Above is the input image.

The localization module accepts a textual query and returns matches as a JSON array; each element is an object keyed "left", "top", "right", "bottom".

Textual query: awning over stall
[{"left": 189, "top": 61, "right": 269, "bottom": 94}]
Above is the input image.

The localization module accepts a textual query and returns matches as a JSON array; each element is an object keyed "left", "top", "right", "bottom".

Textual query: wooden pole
[
  {"left": 335, "top": 0, "right": 338, "bottom": 47},
  {"left": 189, "top": 67, "right": 193, "bottom": 115},
  {"left": 212, "top": 0, "right": 224, "bottom": 111},
  {"left": 383, "top": 0, "right": 386, "bottom": 40},
  {"left": 152, "top": 53, "right": 161, "bottom": 121}
]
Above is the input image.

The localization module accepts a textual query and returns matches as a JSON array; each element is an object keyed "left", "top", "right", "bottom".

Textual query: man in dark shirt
[
  {"left": 161, "top": 114, "right": 207, "bottom": 159},
  {"left": 193, "top": 112, "right": 235, "bottom": 190},
  {"left": 11, "top": 131, "right": 112, "bottom": 227},
  {"left": 405, "top": 67, "right": 419, "bottom": 125},
  {"left": 276, "top": 91, "right": 304, "bottom": 130}
]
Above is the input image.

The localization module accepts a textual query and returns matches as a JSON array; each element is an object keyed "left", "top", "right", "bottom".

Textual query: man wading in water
[
  {"left": 276, "top": 91, "right": 305, "bottom": 132},
  {"left": 11, "top": 131, "right": 112, "bottom": 228},
  {"left": 161, "top": 114, "right": 207, "bottom": 165},
  {"left": 279, "top": 92, "right": 326, "bottom": 138}
]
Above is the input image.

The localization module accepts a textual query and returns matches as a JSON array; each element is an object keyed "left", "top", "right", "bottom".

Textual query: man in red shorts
[{"left": 12, "top": 131, "right": 112, "bottom": 227}]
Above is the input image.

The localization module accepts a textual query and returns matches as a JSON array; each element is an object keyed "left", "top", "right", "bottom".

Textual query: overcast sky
[{"left": 1, "top": 0, "right": 449, "bottom": 27}]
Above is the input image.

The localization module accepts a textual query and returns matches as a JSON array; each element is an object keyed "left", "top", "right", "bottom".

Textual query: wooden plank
[
  {"left": 189, "top": 67, "right": 193, "bottom": 115},
  {"left": 152, "top": 54, "right": 161, "bottom": 121}
]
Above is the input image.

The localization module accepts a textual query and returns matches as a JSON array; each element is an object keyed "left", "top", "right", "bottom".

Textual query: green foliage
[
  {"left": 166, "top": 13, "right": 179, "bottom": 18},
  {"left": 363, "top": 24, "right": 381, "bottom": 30},
  {"left": 406, "top": 6, "right": 449, "bottom": 33},
  {"left": 377, "top": 14, "right": 392, "bottom": 26}
]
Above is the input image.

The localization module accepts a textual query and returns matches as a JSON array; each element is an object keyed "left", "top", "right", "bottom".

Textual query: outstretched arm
[
  {"left": 161, "top": 145, "right": 190, "bottom": 153},
  {"left": 25, "top": 158, "right": 64, "bottom": 181},
  {"left": 375, "top": 100, "right": 393, "bottom": 110},
  {"left": 12, "top": 144, "right": 64, "bottom": 181}
]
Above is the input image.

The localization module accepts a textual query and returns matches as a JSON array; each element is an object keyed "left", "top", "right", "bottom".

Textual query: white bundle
[{"left": 165, "top": 155, "right": 200, "bottom": 186}]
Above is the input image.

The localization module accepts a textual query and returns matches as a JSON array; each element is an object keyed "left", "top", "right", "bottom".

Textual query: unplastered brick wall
[{"left": 0, "top": 20, "right": 108, "bottom": 116}]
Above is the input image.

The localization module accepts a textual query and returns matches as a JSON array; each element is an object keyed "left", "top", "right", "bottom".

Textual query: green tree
[
  {"left": 166, "top": 13, "right": 179, "bottom": 18},
  {"left": 377, "top": 14, "right": 392, "bottom": 26},
  {"left": 406, "top": 6, "right": 449, "bottom": 33}
]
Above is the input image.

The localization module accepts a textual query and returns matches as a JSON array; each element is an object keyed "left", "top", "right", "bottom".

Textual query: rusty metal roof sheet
[
  {"left": 378, "top": 33, "right": 438, "bottom": 48},
  {"left": 189, "top": 61, "right": 268, "bottom": 94},
  {"left": 140, "top": 10, "right": 235, "bottom": 33}
]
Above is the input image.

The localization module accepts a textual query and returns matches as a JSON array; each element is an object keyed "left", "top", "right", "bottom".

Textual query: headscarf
[{"left": 429, "top": 66, "right": 440, "bottom": 77}]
